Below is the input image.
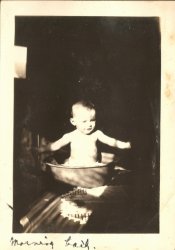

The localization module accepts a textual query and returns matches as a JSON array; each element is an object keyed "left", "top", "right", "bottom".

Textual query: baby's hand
[
  {"left": 126, "top": 142, "right": 131, "bottom": 149},
  {"left": 117, "top": 141, "right": 131, "bottom": 149},
  {"left": 38, "top": 145, "right": 49, "bottom": 153},
  {"left": 32, "top": 146, "right": 47, "bottom": 154}
]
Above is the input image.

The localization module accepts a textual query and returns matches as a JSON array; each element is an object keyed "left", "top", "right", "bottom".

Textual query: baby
[{"left": 38, "top": 100, "right": 131, "bottom": 166}]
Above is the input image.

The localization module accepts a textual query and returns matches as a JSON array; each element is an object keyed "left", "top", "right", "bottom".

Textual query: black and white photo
[
  {"left": 0, "top": 1, "right": 175, "bottom": 250},
  {"left": 14, "top": 16, "right": 160, "bottom": 233}
]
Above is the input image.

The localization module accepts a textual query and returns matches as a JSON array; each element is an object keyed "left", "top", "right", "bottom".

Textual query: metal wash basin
[{"left": 42, "top": 152, "right": 116, "bottom": 188}]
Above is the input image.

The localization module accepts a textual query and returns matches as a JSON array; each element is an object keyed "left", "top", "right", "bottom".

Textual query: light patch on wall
[{"left": 14, "top": 46, "right": 27, "bottom": 79}]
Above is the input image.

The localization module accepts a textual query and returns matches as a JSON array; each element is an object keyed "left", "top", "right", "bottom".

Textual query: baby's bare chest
[{"left": 71, "top": 134, "right": 97, "bottom": 151}]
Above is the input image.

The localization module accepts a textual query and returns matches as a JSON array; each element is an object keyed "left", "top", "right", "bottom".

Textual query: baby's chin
[{"left": 83, "top": 128, "right": 95, "bottom": 135}]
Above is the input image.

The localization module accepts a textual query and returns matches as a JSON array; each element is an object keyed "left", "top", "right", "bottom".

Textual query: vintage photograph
[{"left": 13, "top": 16, "right": 160, "bottom": 233}]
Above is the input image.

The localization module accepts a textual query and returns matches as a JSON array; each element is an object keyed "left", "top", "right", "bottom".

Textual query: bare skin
[{"left": 38, "top": 105, "right": 131, "bottom": 166}]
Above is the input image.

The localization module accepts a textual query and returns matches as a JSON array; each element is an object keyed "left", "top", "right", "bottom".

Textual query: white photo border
[{"left": 0, "top": 1, "right": 175, "bottom": 250}]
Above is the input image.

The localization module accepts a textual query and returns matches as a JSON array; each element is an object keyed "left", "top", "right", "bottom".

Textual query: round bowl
[{"left": 44, "top": 161, "right": 115, "bottom": 188}]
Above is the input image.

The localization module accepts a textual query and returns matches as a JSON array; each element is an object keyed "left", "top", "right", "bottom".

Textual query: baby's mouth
[
  {"left": 86, "top": 127, "right": 92, "bottom": 131},
  {"left": 85, "top": 128, "right": 93, "bottom": 134}
]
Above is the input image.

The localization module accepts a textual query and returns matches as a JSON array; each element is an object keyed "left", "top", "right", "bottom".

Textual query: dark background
[{"left": 14, "top": 16, "right": 160, "bottom": 232}]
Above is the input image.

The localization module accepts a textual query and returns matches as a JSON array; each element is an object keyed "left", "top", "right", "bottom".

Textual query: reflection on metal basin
[{"left": 44, "top": 160, "right": 115, "bottom": 188}]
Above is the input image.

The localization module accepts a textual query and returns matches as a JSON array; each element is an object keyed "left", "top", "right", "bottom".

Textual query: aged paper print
[{"left": 0, "top": 1, "right": 175, "bottom": 250}]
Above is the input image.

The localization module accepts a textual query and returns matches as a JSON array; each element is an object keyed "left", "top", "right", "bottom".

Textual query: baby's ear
[{"left": 70, "top": 118, "right": 76, "bottom": 126}]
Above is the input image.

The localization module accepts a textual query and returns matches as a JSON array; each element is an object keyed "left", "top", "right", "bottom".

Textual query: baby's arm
[
  {"left": 97, "top": 130, "right": 131, "bottom": 149},
  {"left": 38, "top": 133, "right": 71, "bottom": 153}
]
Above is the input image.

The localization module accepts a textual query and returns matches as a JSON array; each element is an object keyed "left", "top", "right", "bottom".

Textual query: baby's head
[{"left": 70, "top": 100, "right": 96, "bottom": 135}]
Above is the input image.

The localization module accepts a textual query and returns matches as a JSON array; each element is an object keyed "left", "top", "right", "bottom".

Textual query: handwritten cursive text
[
  {"left": 65, "top": 236, "right": 95, "bottom": 250},
  {"left": 10, "top": 236, "right": 54, "bottom": 249}
]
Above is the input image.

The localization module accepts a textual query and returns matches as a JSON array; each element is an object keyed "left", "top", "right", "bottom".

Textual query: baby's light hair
[{"left": 71, "top": 100, "right": 95, "bottom": 117}]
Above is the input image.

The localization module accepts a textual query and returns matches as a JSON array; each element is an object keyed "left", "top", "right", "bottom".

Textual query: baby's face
[{"left": 71, "top": 108, "right": 96, "bottom": 135}]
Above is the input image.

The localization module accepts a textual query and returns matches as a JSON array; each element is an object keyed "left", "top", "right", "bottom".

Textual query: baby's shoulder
[
  {"left": 62, "top": 130, "right": 76, "bottom": 140},
  {"left": 92, "top": 130, "right": 103, "bottom": 139},
  {"left": 95, "top": 130, "right": 104, "bottom": 137}
]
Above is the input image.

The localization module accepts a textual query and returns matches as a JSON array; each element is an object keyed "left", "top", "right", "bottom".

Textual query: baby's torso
[{"left": 68, "top": 130, "right": 98, "bottom": 166}]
